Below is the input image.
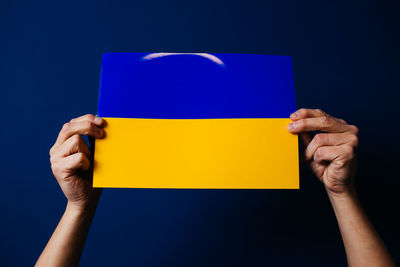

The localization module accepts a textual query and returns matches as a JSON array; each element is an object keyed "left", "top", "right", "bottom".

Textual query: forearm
[
  {"left": 328, "top": 187, "right": 394, "bottom": 267},
  {"left": 36, "top": 202, "right": 98, "bottom": 267}
]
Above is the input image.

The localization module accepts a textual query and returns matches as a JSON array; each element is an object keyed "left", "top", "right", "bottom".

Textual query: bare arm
[
  {"left": 328, "top": 188, "right": 394, "bottom": 267},
  {"left": 36, "top": 114, "right": 106, "bottom": 267},
  {"left": 36, "top": 203, "right": 98, "bottom": 267},
  {"left": 288, "top": 108, "right": 395, "bottom": 267}
]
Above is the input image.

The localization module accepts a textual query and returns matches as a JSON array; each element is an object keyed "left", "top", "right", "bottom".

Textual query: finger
[
  {"left": 313, "top": 144, "right": 355, "bottom": 163},
  {"left": 287, "top": 116, "right": 352, "bottom": 134},
  {"left": 54, "top": 120, "right": 105, "bottom": 148},
  {"left": 290, "top": 108, "right": 326, "bottom": 121},
  {"left": 70, "top": 114, "right": 106, "bottom": 127},
  {"left": 305, "top": 133, "right": 358, "bottom": 160},
  {"left": 51, "top": 134, "right": 91, "bottom": 159},
  {"left": 309, "top": 160, "right": 326, "bottom": 178},
  {"left": 61, "top": 152, "right": 91, "bottom": 172}
]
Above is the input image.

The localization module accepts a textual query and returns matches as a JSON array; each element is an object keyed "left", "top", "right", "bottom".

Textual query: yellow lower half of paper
[{"left": 93, "top": 118, "right": 299, "bottom": 189}]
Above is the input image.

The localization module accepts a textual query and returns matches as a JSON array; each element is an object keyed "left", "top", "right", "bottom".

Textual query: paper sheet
[{"left": 93, "top": 52, "right": 299, "bottom": 189}]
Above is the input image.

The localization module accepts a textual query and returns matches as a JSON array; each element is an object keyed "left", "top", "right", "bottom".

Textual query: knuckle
[
  {"left": 77, "top": 152, "right": 85, "bottom": 161},
  {"left": 86, "top": 114, "right": 96, "bottom": 121},
  {"left": 49, "top": 146, "right": 55, "bottom": 156},
  {"left": 71, "top": 134, "right": 81, "bottom": 144},
  {"left": 50, "top": 161, "right": 56, "bottom": 171},
  {"left": 315, "top": 108, "right": 324, "bottom": 115},
  {"left": 335, "top": 159, "right": 347, "bottom": 168},
  {"left": 71, "top": 153, "right": 84, "bottom": 169},
  {"left": 62, "top": 122, "right": 70, "bottom": 131},
  {"left": 50, "top": 155, "right": 57, "bottom": 163},
  {"left": 77, "top": 153, "right": 88, "bottom": 168},
  {"left": 320, "top": 116, "right": 330, "bottom": 127},
  {"left": 49, "top": 155, "right": 55, "bottom": 165},
  {"left": 69, "top": 135, "right": 81, "bottom": 150},
  {"left": 50, "top": 159, "right": 60, "bottom": 173},
  {"left": 64, "top": 160, "right": 74, "bottom": 170},
  {"left": 343, "top": 145, "right": 355, "bottom": 159},
  {"left": 85, "top": 121, "right": 95, "bottom": 131},
  {"left": 350, "top": 125, "right": 359, "bottom": 135},
  {"left": 314, "top": 133, "right": 325, "bottom": 144},
  {"left": 350, "top": 134, "right": 359, "bottom": 147},
  {"left": 315, "top": 147, "right": 324, "bottom": 159}
]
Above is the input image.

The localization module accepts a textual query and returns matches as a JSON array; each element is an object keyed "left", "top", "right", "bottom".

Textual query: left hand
[
  {"left": 49, "top": 114, "right": 106, "bottom": 210},
  {"left": 287, "top": 108, "right": 359, "bottom": 195}
]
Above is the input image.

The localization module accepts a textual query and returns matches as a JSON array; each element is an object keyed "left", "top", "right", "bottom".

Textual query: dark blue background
[{"left": 1, "top": 0, "right": 399, "bottom": 266}]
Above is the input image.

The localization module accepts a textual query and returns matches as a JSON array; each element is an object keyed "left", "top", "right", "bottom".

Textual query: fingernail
[
  {"left": 94, "top": 116, "right": 103, "bottom": 125},
  {"left": 290, "top": 112, "right": 298, "bottom": 119},
  {"left": 96, "top": 128, "right": 104, "bottom": 137},
  {"left": 287, "top": 122, "right": 296, "bottom": 131}
]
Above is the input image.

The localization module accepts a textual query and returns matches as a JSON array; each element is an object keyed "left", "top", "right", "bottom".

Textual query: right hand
[
  {"left": 49, "top": 114, "right": 106, "bottom": 210},
  {"left": 287, "top": 108, "right": 359, "bottom": 195}
]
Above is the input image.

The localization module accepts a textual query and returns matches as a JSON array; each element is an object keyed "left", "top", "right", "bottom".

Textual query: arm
[
  {"left": 328, "top": 188, "right": 394, "bottom": 267},
  {"left": 288, "top": 108, "right": 395, "bottom": 267},
  {"left": 36, "top": 114, "right": 106, "bottom": 267}
]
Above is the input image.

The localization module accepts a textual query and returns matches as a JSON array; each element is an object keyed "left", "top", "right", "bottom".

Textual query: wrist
[
  {"left": 326, "top": 185, "right": 359, "bottom": 207},
  {"left": 66, "top": 200, "right": 98, "bottom": 218},
  {"left": 326, "top": 183, "right": 357, "bottom": 201},
  {"left": 65, "top": 189, "right": 102, "bottom": 215}
]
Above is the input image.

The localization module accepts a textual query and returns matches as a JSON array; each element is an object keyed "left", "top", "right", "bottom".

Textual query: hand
[
  {"left": 49, "top": 114, "right": 106, "bottom": 210},
  {"left": 287, "top": 108, "right": 359, "bottom": 195}
]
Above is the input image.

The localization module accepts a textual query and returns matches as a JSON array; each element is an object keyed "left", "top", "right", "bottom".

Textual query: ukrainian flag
[{"left": 93, "top": 53, "right": 299, "bottom": 189}]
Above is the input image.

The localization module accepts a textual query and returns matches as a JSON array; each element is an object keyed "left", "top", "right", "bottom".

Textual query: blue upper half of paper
[{"left": 98, "top": 53, "right": 296, "bottom": 119}]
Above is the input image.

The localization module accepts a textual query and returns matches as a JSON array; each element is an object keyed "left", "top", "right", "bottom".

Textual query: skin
[
  {"left": 36, "top": 109, "right": 395, "bottom": 267},
  {"left": 36, "top": 114, "right": 106, "bottom": 267},
  {"left": 287, "top": 108, "right": 394, "bottom": 267}
]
